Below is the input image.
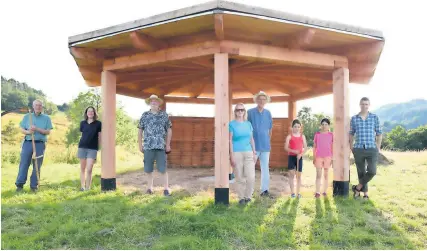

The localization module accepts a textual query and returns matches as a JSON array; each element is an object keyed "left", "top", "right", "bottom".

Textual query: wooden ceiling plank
[
  {"left": 129, "top": 31, "right": 168, "bottom": 51},
  {"left": 214, "top": 14, "right": 225, "bottom": 40},
  {"left": 286, "top": 28, "right": 316, "bottom": 50}
]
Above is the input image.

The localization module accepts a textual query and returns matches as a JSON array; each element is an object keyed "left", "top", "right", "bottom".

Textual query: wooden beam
[
  {"left": 188, "top": 76, "right": 211, "bottom": 98},
  {"left": 234, "top": 96, "right": 289, "bottom": 104},
  {"left": 214, "top": 14, "right": 225, "bottom": 40},
  {"left": 103, "top": 40, "right": 220, "bottom": 71},
  {"left": 315, "top": 41, "right": 384, "bottom": 62},
  {"left": 129, "top": 31, "right": 168, "bottom": 52},
  {"left": 101, "top": 71, "right": 117, "bottom": 190},
  {"left": 220, "top": 40, "right": 348, "bottom": 69},
  {"left": 288, "top": 98, "right": 297, "bottom": 121},
  {"left": 235, "top": 81, "right": 263, "bottom": 95},
  {"left": 165, "top": 97, "right": 214, "bottom": 104},
  {"left": 332, "top": 67, "right": 350, "bottom": 187},
  {"left": 214, "top": 53, "right": 230, "bottom": 204},
  {"left": 286, "top": 28, "right": 316, "bottom": 50},
  {"left": 70, "top": 47, "right": 105, "bottom": 61}
]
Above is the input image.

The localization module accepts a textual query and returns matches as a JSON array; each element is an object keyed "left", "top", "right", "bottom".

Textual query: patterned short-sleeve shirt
[
  {"left": 349, "top": 112, "right": 382, "bottom": 149},
  {"left": 137, "top": 110, "right": 172, "bottom": 150}
]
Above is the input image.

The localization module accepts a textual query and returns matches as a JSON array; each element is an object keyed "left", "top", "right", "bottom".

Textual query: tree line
[{"left": 1, "top": 76, "right": 58, "bottom": 114}]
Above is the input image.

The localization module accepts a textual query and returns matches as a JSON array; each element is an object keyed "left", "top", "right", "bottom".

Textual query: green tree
[
  {"left": 296, "top": 107, "right": 331, "bottom": 146},
  {"left": 386, "top": 125, "right": 408, "bottom": 150},
  {"left": 406, "top": 125, "right": 427, "bottom": 150},
  {"left": 65, "top": 89, "right": 137, "bottom": 148}
]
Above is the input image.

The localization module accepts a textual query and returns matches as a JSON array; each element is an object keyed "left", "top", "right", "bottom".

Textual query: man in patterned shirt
[
  {"left": 349, "top": 97, "right": 382, "bottom": 199},
  {"left": 138, "top": 95, "right": 172, "bottom": 196}
]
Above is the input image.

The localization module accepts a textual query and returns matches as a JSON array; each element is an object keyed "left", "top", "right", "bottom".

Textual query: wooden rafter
[
  {"left": 220, "top": 40, "right": 348, "bottom": 69},
  {"left": 286, "top": 28, "right": 316, "bottom": 50},
  {"left": 188, "top": 76, "right": 211, "bottom": 97},
  {"left": 129, "top": 31, "right": 168, "bottom": 52},
  {"left": 190, "top": 57, "right": 214, "bottom": 68},
  {"left": 235, "top": 81, "right": 259, "bottom": 95},
  {"left": 230, "top": 60, "right": 256, "bottom": 69},
  {"left": 214, "top": 14, "right": 225, "bottom": 40},
  {"left": 70, "top": 47, "right": 105, "bottom": 61},
  {"left": 160, "top": 74, "right": 212, "bottom": 96},
  {"left": 103, "top": 40, "right": 220, "bottom": 71},
  {"left": 315, "top": 41, "right": 384, "bottom": 61}
]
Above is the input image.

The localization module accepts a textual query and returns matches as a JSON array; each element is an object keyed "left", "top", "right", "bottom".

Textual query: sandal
[
  {"left": 363, "top": 195, "right": 369, "bottom": 200},
  {"left": 352, "top": 185, "right": 362, "bottom": 198}
]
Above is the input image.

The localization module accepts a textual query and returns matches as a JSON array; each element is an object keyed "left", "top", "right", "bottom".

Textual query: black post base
[
  {"left": 214, "top": 188, "right": 229, "bottom": 205},
  {"left": 101, "top": 178, "right": 116, "bottom": 191},
  {"left": 333, "top": 180, "right": 349, "bottom": 197}
]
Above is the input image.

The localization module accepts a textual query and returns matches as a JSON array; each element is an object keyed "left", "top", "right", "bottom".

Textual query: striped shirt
[{"left": 349, "top": 112, "right": 382, "bottom": 149}]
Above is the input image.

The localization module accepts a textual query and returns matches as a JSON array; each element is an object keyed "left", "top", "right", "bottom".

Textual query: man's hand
[
  {"left": 166, "top": 144, "right": 171, "bottom": 153},
  {"left": 230, "top": 156, "right": 236, "bottom": 168},
  {"left": 253, "top": 152, "right": 257, "bottom": 163},
  {"left": 139, "top": 145, "right": 144, "bottom": 153},
  {"left": 297, "top": 154, "right": 302, "bottom": 160}
]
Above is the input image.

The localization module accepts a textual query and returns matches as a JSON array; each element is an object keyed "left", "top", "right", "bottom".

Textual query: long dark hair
[{"left": 84, "top": 106, "right": 98, "bottom": 121}]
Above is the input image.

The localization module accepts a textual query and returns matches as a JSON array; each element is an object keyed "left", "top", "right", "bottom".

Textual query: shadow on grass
[
  {"left": 308, "top": 196, "right": 414, "bottom": 249},
  {"left": 2, "top": 169, "right": 281, "bottom": 250}
]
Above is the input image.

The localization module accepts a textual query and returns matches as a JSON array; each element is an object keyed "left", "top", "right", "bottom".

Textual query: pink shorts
[{"left": 314, "top": 157, "right": 332, "bottom": 169}]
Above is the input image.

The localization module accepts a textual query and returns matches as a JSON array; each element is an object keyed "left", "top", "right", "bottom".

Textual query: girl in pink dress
[{"left": 313, "top": 118, "right": 333, "bottom": 198}]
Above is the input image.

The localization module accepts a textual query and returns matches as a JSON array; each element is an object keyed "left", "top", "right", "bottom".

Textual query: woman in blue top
[{"left": 229, "top": 103, "right": 257, "bottom": 205}]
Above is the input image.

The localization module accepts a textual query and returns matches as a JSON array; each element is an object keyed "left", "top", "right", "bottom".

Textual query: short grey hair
[{"left": 33, "top": 99, "right": 43, "bottom": 106}]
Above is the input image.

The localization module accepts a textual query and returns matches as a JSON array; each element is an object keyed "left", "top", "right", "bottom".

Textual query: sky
[{"left": 1, "top": 0, "right": 426, "bottom": 119}]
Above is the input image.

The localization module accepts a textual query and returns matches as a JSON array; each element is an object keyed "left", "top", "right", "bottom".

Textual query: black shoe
[
  {"left": 163, "top": 189, "right": 170, "bottom": 196},
  {"left": 146, "top": 189, "right": 154, "bottom": 195},
  {"left": 16, "top": 187, "right": 23, "bottom": 192},
  {"left": 260, "top": 190, "right": 270, "bottom": 197},
  {"left": 239, "top": 199, "right": 246, "bottom": 205},
  {"left": 245, "top": 198, "right": 252, "bottom": 203},
  {"left": 30, "top": 188, "right": 38, "bottom": 193}
]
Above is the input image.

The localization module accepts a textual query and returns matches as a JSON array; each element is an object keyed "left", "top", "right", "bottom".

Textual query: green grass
[{"left": 2, "top": 150, "right": 427, "bottom": 249}]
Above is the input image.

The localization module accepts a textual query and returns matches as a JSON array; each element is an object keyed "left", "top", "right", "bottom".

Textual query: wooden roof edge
[{"left": 68, "top": 0, "right": 384, "bottom": 46}]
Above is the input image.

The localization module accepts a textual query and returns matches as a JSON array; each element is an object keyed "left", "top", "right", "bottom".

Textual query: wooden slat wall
[{"left": 169, "top": 117, "right": 289, "bottom": 169}]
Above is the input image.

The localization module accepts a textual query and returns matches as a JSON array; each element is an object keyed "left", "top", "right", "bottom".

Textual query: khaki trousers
[{"left": 233, "top": 151, "right": 255, "bottom": 200}]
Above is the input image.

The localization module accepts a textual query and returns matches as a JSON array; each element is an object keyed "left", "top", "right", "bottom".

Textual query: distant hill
[
  {"left": 373, "top": 99, "right": 427, "bottom": 132},
  {"left": 1, "top": 76, "right": 58, "bottom": 114}
]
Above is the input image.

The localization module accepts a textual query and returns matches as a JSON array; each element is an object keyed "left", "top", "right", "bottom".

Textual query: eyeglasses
[{"left": 235, "top": 109, "right": 245, "bottom": 112}]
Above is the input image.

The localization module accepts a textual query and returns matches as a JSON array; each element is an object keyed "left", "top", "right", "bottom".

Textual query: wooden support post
[
  {"left": 101, "top": 71, "right": 117, "bottom": 191},
  {"left": 288, "top": 98, "right": 297, "bottom": 124},
  {"left": 332, "top": 67, "right": 350, "bottom": 196},
  {"left": 229, "top": 82, "right": 233, "bottom": 178},
  {"left": 214, "top": 53, "right": 230, "bottom": 205}
]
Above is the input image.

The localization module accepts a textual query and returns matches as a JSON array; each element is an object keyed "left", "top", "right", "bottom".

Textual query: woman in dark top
[{"left": 77, "top": 106, "right": 102, "bottom": 191}]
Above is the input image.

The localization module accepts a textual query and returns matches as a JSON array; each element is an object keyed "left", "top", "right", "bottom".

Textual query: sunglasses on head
[{"left": 235, "top": 109, "right": 245, "bottom": 112}]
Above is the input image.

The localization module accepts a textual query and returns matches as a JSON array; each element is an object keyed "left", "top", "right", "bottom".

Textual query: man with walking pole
[{"left": 15, "top": 99, "right": 53, "bottom": 192}]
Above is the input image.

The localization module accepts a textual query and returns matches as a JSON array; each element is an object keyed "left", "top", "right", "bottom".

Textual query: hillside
[{"left": 374, "top": 99, "right": 427, "bottom": 132}]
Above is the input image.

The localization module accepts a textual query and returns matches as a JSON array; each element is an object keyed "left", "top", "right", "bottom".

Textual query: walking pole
[
  {"left": 296, "top": 155, "right": 300, "bottom": 197},
  {"left": 28, "top": 109, "right": 41, "bottom": 189}
]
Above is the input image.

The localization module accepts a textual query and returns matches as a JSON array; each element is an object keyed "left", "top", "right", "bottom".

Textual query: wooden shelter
[{"left": 68, "top": 0, "right": 384, "bottom": 203}]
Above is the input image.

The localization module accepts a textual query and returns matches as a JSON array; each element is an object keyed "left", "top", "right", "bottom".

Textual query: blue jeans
[
  {"left": 256, "top": 151, "right": 270, "bottom": 192},
  {"left": 15, "top": 141, "right": 45, "bottom": 189}
]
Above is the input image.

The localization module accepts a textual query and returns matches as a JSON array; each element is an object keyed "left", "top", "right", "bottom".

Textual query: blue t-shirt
[
  {"left": 229, "top": 120, "right": 253, "bottom": 152},
  {"left": 247, "top": 108, "right": 273, "bottom": 151},
  {"left": 19, "top": 113, "right": 53, "bottom": 142}
]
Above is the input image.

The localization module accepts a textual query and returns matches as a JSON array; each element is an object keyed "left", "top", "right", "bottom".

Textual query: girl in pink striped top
[{"left": 313, "top": 118, "right": 333, "bottom": 198}]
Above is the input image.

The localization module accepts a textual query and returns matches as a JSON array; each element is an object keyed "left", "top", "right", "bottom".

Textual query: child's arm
[
  {"left": 313, "top": 140, "right": 316, "bottom": 164},
  {"left": 284, "top": 135, "right": 291, "bottom": 153},
  {"left": 302, "top": 135, "right": 308, "bottom": 156}
]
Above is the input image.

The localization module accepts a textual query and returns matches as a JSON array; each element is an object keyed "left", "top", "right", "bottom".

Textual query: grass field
[
  {"left": 1, "top": 113, "right": 427, "bottom": 249},
  {"left": 1, "top": 151, "right": 426, "bottom": 249}
]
